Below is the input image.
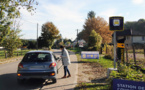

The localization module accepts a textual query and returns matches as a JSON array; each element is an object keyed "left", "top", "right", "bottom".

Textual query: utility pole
[
  {"left": 76, "top": 29, "right": 79, "bottom": 47},
  {"left": 37, "top": 23, "right": 38, "bottom": 50}
]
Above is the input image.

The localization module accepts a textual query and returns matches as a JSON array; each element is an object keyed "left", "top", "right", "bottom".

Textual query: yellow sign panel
[
  {"left": 117, "top": 43, "right": 125, "bottom": 48},
  {"left": 113, "top": 19, "right": 120, "bottom": 26}
]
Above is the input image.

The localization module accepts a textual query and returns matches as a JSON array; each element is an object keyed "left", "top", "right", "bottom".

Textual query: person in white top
[{"left": 60, "top": 45, "right": 71, "bottom": 78}]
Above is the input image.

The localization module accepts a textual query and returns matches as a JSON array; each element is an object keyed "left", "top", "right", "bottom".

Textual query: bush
[
  {"left": 104, "top": 54, "right": 113, "bottom": 60},
  {"left": 107, "top": 64, "right": 145, "bottom": 84}
]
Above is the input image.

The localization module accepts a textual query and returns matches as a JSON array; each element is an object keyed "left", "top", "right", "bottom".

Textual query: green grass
[
  {"left": 75, "top": 83, "right": 110, "bottom": 90},
  {"left": 128, "top": 49, "right": 144, "bottom": 54},
  {"left": 76, "top": 54, "right": 114, "bottom": 68},
  {"left": 68, "top": 47, "right": 81, "bottom": 53}
]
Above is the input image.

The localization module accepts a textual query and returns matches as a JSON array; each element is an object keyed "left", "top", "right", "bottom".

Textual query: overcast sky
[{"left": 19, "top": 0, "right": 145, "bottom": 40}]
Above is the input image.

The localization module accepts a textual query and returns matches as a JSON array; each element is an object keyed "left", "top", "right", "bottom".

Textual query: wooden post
[
  {"left": 5, "top": 50, "right": 7, "bottom": 58},
  {"left": 125, "top": 45, "right": 129, "bottom": 64},
  {"left": 132, "top": 44, "right": 136, "bottom": 65},
  {"left": 17, "top": 51, "right": 19, "bottom": 56},
  {"left": 21, "top": 49, "right": 22, "bottom": 55},
  {"left": 144, "top": 46, "right": 145, "bottom": 59}
]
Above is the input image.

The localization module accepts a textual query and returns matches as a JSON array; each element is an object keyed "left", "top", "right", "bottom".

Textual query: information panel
[
  {"left": 81, "top": 51, "right": 99, "bottom": 59},
  {"left": 113, "top": 79, "right": 145, "bottom": 90},
  {"left": 109, "top": 16, "right": 124, "bottom": 31}
]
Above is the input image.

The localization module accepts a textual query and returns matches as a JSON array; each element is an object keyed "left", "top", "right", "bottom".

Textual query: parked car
[{"left": 17, "top": 50, "right": 60, "bottom": 83}]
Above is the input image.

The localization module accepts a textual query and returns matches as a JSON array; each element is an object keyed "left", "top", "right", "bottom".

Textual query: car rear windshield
[{"left": 22, "top": 53, "right": 52, "bottom": 62}]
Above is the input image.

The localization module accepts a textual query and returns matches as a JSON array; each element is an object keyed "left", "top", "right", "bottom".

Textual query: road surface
[{"left": 0, "top": 49, "right": 78, "bottom": 90}]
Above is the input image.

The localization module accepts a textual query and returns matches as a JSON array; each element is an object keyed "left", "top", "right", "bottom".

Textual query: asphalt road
[{"left": 0, "top": 49, "right": 78, "bottom": 90}]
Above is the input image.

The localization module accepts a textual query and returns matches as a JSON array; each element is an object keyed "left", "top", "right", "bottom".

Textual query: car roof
[{"left": 27, "top": 50, "right": 53, "bottom": 54}]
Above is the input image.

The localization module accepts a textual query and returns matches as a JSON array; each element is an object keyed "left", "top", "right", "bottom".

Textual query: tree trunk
[
  {"left": 106, "top": 46, "right": 108, "bottom": 54},
  {"left": 132, "top": 44, "right": 136, "bottom": 65},
  {"left": 100, "top": 47, "right": 102, "bottom": 54}
]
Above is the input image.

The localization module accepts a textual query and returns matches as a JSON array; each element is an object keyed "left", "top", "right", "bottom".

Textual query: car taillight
[
  {"left": 18, "top": 63, "right": 23, "bottom": 68},
  {"left": 50, "top": 73, "right": 55, "bottom": 76},
  {"left": 17, "top": 73, "right": 21, "bottom": 76},
  {"left": 49, "top": 62, "right": 56, "bottom": 68}
]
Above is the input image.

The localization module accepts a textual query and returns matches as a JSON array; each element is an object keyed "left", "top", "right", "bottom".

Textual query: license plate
[{"left": 30, "top": 66, "right": 43, "bottom": 69}]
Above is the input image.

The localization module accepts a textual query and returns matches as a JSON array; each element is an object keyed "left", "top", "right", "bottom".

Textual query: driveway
[{"left": 0, "top": 49, "right": 78, "bottom": 90}]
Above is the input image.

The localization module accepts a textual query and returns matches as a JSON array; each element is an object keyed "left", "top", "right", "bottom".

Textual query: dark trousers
[{"left": 64, "top": 66, "right": 70, "bottom": 76}]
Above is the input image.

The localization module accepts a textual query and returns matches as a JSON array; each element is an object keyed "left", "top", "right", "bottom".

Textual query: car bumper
[{"left": 17, "top": 71, "right": 56, "bottom": 79}]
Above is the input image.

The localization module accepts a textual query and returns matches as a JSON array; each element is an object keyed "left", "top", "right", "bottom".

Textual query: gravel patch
[{"left": 77, "top": 61, "right": 107, "bottom": 83}]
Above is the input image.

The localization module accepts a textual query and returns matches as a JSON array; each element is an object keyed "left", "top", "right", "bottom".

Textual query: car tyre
[{"left": 52, "top": 78, "right": 57, "bottom": 83}]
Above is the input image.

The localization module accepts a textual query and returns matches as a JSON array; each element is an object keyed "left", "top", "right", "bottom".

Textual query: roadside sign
[
  {"left": 81, "top": 51, "right": 99, "bottom": 59},
  {"left": 113, "top": 79, "right": 145, "bottom": 90},
  {"left": 117, "top": 43, "right": 125, "bottom": 48},
  {"left": 109, "top": 16, "right": 124, "bottom": 31}
]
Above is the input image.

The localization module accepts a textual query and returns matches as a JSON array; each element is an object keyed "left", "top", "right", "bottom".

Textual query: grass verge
[{"left": 75, "top": 83, "right": 110, "bottom": 90}]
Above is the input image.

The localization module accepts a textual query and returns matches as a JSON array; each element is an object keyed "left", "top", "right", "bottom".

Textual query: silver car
[{"left": 17, "top": 50, "right": 59, "bottom": 83}]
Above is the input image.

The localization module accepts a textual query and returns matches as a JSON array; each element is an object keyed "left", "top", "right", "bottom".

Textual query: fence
[{"left": 0, "top": 49, "right": 32, "bottom": 59}]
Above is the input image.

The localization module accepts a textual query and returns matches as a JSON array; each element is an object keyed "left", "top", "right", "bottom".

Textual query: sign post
[
  {"left": 113, "top": 31, "right": 116, "bottom": 68},
  {"left": 109, "top": 16, "right": 124, "bottom": 69}
]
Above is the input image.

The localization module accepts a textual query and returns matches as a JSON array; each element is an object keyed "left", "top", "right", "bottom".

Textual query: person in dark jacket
[{"left": 60, "top": 45, "right": 71, "bottom": 78}]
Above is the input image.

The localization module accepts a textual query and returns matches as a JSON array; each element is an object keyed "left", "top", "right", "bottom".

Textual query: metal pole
[
  {"left": 76, "top": 29, "right": 78, "bottom": 47},
  {"left": 37, "top": 23, "right": 38, "bottom": 50},
  {"left": 114, "top": 31, "right": 116, "bottom": 69}
]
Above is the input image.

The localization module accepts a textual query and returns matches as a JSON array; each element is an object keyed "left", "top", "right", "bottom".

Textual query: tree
[
  {"left": 2, "top": 29, "right": 22, "bottom": 57},
  {"left": 124, "top": 19, "right": 145, "bottom": 34},
  {"left": 77, "top": 30, "right": 85, "bottom": 40},
  {"left": 2, "top": 18, "right": 23, "bottom": 57},
  {"left": 27, "top": 40, "right": 37, "bottom": 49},
  {"left": 21, "top": 39, "right": 29, "bottom": 47},
  {"left": 38, "top": 22, "right": 60, "bottom": 49},
  {"left": 88, "top": 11, "right": 96, "bottom": 19},
  {"left": 88, "top": 30, "right": 102, "bottom": 51},
  {"left": 53, "top": 34, "right": 63, "bottom": 49},
  {"left": 82, "top": 16, "right": 113, "bottom": 44},
  {"left": 0, "top": 0, "right": 38, "bottom": 44}
]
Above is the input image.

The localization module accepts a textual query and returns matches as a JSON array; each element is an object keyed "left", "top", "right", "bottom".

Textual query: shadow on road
[
  {"left": 0, "top": 73, "right": 55, "bottom": 90},
  {"left": 71, "top": 61, "right": 88, "bottom": 64}
]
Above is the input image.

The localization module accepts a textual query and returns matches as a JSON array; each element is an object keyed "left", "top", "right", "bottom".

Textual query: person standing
[{"left": 60, "top": 45, "right": 71, "bottom": 78}]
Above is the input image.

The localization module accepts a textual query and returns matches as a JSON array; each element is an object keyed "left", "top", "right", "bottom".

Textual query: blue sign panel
[
  {"left": 109, "top": 16, "right": 124, "bottom": 31},
  {"left": 113, "top": 79, "right": 145, "bottom": 90},
  {"left": 81, "top": 51, "right": 99, "bottom": 59}
]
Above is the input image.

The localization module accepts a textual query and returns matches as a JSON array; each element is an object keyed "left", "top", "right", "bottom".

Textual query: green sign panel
[{"left": 109, "top": 16, "right": 124, "bottom": 31}]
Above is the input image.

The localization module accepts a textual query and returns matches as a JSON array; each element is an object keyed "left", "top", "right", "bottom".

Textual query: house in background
[
  {"left": 0, "top": 47, "right": 4, "bottom": 50},
  {"left": 113, "top": 29, "right": 145, "bottom": 49},
  {"left": 72, "top": 39, "right": 86, "bottom": 47}
]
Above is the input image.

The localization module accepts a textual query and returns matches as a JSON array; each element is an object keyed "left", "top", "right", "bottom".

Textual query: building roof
[{"left": 113, "top": 29, "right": 145, "bottom": 36}]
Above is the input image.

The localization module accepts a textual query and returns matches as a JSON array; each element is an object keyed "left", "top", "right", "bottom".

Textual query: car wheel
[
  {"left": 52, "top": 78, "right": 57, "bottom": 83},
  {"left": 17, "top": 79, "right": 24, "bottom": 84}
]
